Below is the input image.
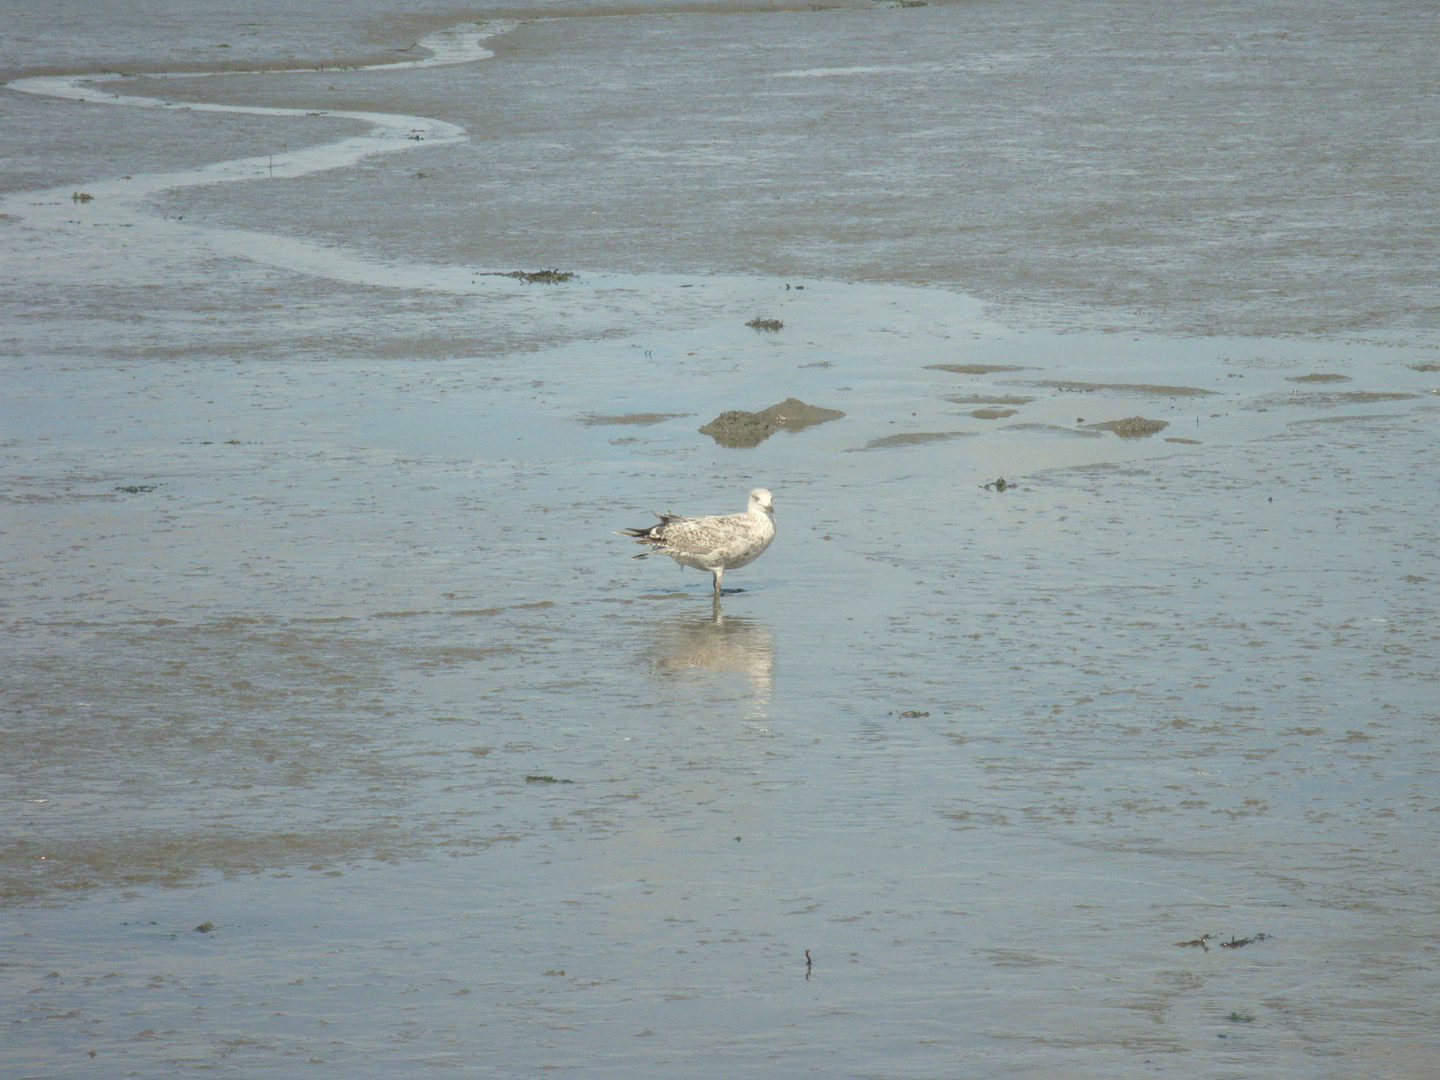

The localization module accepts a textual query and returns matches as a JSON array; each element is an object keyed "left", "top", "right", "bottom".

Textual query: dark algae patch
[
  {"left": 745, "top": 317, "right": 784, "bottom": 331},
  {"left": 700, "top": 397, "right": 844, "bottom": 448}
]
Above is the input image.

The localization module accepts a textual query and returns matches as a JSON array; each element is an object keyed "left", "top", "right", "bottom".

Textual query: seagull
[{"left": 619, "top": 488, "right": 776, "bottom": 596}]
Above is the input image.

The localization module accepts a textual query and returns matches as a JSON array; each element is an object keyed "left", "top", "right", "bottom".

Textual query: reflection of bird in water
[
  {"left": 619, "top": 488, "right": 775, "bottom": 596},
  {"left": 646, "top": 601, "right": 775, "bottom": 714}
]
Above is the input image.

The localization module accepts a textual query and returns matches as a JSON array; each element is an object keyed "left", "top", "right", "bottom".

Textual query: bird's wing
[{"left": 654, "top": 512, "right": 754, "bottom": 555}]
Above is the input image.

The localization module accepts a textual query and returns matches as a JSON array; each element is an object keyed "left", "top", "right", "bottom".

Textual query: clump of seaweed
[
  {"left": 508, "top": 269, "right": 575, "bottom": 284},
  {"left": 114, "top": 484, "right": 157, "bottom": 494},
  {"left": 746, "top": 317, "right": 784, "bottom": 332},
  {"left": 71, "top": 192, "right": 93, "bottom": 203}
]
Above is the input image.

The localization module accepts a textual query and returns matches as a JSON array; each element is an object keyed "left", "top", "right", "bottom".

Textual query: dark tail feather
[
  {"left": 618, "top": 511, "right": 683, "bottom": 554},
  {"left": 617, "top": 525, "right": 659, "bottom": 557},
  {"left": 618, "top": 511, "right": 681, "bottom": 541}
]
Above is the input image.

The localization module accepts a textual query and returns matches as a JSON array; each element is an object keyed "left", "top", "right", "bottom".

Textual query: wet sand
[{"left": 4, "top": 4, "right": 1440, "bottom": 1078}]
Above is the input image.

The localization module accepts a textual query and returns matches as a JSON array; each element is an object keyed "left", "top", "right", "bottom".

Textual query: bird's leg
[{"left": 712, "top": 567, "right": 724, "bottom": 596}]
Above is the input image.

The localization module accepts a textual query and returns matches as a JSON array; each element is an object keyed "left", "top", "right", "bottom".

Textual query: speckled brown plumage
[{"left": 619, "top": 488, "right": 776, "bottom": 596}]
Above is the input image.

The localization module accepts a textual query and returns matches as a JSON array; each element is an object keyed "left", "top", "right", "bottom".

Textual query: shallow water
[{"left": 3, "top": 2, "right": 1439, "bottom": 1077}]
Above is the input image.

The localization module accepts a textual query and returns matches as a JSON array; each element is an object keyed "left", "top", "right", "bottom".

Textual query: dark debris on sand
[{"left": 506, "top": 269, "right": 575, "bottom": 284}]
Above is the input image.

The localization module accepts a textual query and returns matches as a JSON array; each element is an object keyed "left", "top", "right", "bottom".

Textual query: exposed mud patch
[
  {"left": 854, "top": 431, "right": 977, "bottom": 450},
  {"left": 1085, "top": 416, "right": 1170, "bottom": 438},
  {"left": 1287, "top": 412, "right": 1410, "bottom": 427},
  {"left": 970, "top": 408, "right": 1018, "bottom": 420},
  {"left": 925, "top": 363, "right": 1029, "bottom": 375},
  {"left": 1327, "top": 391, "right": 1420, "bottom": 403},
  {"left": 1, "top": 826, "right": 429, "bottom": 903},
  {"left": 1003, "top": 423, "right": 1103, "bottom": 438},
  {"left": 1287, "top": 373, "right": 1351, "bottom": 383},
  {"left": 1257, "top": 391, "right": 1421, "bottom": 408},
  {"left": 945, "top": 395, "right": 1036, "bottom": 405},
  {"left": 1030, "top": 380, "right": 1217, "bottom": 397},
  {"left": 578, "top": 412, "right": 692, "bottom": 426},
  {"left": 699, "top": 397, "right": 845, "bottom": 448}
]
